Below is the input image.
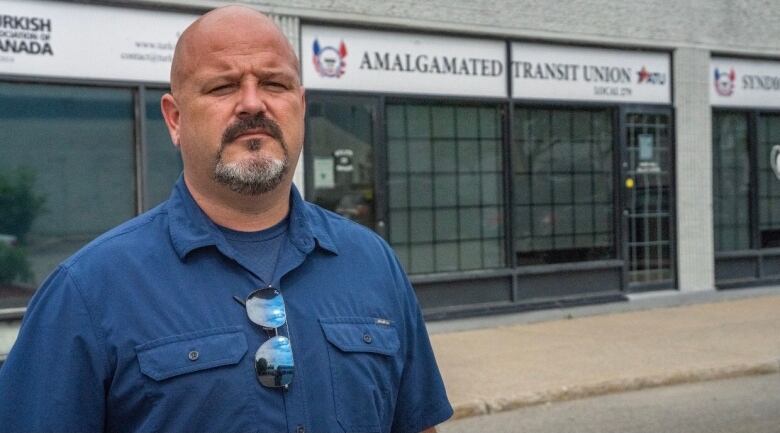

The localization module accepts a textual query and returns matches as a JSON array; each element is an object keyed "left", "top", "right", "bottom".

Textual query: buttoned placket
[
  {"left": 238, "top": 216, "right": 314, "bottom": 433},
  {"left": 273, "top": 228, "right": 314, "bottom": 433}
]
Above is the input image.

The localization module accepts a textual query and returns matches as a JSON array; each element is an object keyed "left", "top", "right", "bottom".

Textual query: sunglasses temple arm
[{"left": 232, "top": 295, "right": 246, "bottom": 307}]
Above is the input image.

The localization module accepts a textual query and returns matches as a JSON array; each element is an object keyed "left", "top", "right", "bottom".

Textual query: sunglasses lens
[
  {"left": 255, "top": 335, "right": 294, "bottom": 387},
  {"left": 246, "top": 288, "right": 286, "bottom": 329}
]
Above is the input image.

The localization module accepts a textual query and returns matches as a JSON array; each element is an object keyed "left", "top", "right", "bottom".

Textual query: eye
[
  {"left": 264, "top": 81, "right": 290, "bottom": 92},
  {"left": 208, "top": 83, "right": 237, "bottom": 95}
]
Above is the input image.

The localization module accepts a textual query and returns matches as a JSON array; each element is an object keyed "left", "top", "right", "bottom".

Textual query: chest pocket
[
  {"left": 136, "top": 327, "right": 247, "bottom": 381},
  {"left": 320, "top": 317, "right": 401, "bottom": 433},
  {"left": 132, "top": 327, "right": 251, "bottom": 432}
]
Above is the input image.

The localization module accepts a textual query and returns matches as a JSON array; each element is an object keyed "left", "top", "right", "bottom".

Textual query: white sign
[
  {"left": 711, "top": 57, "right": 780, "bottom": 108},
  {"left": 511, "top": 43, "right": 671, "bottom": 104},
  {"left": 0, "top": 0, "right": 196, "bottom": 82},
  {"left": 313, "top": 157, "right": 335, "bottom": 189},
  {"left": 333, "top": 149, "right": 354, "bottom": 173},
  {"left": 301, "top": 25, "right": 507, "bottom": 98}
]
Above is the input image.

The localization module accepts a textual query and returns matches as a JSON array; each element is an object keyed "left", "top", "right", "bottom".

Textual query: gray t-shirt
[{"left": 217, "top": 217, "right": 288, "bottom": 286}]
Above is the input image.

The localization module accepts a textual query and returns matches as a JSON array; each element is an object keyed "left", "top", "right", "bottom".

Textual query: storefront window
[
  {"left": 143, "top": 88, "right": 182, "bottom": 210},
  {"left": 307, "top": 97, "right": 376, "bottom": 229},
  {"left": 712, "top": 112, "right": 750, "bottom": 251},
  {"left": 0, "top": 83, "right": 136, "bottom": 308},
  {"left": 513, "top": 107, "right": 615, "bottom": 264},
  {"left": 758, "top": 114, "right": 780, "bottom": 248},
  {"left": 387, "top": 103, "right": 505, "bottom": 274}
]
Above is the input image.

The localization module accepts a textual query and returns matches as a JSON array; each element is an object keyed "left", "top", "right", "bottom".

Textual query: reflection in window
[
  {"left": 0, "top": 83, "right": 135, "bottom": 308},
  {"left": 713, "top": 112, "right": 750, "bottom": 251},
  {"left": 144, "top": 88, "right": 182, "bottom": 210},
  {"left": 758, "top": 114, "right": 780, "bottom": 248},
  {"left": 513, "top": 108, "right": 614, "bottom": 264},
  {"left": 307, "top": 98, "right": 375, "bottom": 230},
  {"left": 387, "top": 104, "right": 504, "bottom": 274}
]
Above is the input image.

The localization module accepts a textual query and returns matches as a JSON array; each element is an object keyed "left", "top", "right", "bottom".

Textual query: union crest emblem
[
  {"left": 312, "top": 39, "right": 347, "bottom": 78},
  {"left": 714, "top": 68, "right": 736, "bottom": 97}
]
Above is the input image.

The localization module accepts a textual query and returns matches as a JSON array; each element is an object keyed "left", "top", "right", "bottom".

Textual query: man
[{"left": 0, "top": 6, "right": 452, "bottom": 433}]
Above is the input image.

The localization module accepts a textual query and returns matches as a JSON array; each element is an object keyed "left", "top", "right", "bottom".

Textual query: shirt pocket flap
[
  {"left": 136, "top": 326, "right": 247, "bottom": 381},
  {"left": 319, "top": 317, "right": 400, "bottom": 356}
]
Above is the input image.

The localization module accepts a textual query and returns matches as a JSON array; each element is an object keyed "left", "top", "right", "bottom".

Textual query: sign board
[
  {"left": 511, "top": 43, "right": 671, "bottom": 104},
  {"left": 333, "top": 149, "right": 354, "bottom": 173},
  {"left": 301, "top": 24, "right": 507, "bottom": 98},
  {"left": 0, "top": 0, "right": 196, "bottom": 82},
  {"left": 711, "top": 57, "right": 780, "bottom": 108},
  {"left": 313, "top": 157, "right": 335, "bottom": 189}
]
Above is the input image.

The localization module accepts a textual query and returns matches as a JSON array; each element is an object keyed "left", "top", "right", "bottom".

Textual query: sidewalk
[{"left": 427, "top": 288, "right": 780, "bottom": 421}]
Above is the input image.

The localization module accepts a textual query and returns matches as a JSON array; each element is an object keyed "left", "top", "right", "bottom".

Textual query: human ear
[{"left": 160, "top": 93, "right": 182, "bottom": 148}]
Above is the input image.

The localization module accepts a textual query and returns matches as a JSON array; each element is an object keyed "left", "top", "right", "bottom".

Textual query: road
[{"left": 439, "top": 374, "right": 780, "bottom": 433}]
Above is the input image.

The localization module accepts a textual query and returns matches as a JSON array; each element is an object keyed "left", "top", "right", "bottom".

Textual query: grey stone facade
[{"left": 117, "top": 0, "right": 780, "bottom": 55}]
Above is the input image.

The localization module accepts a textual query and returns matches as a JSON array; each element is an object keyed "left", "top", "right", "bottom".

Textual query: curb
[{"left": 449, "top": 360, "right": 780, "bottom": 421}]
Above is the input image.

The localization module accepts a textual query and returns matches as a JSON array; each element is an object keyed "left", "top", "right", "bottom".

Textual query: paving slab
[{"left": 429, "top": 293, "right": 780, "bottom": 420}]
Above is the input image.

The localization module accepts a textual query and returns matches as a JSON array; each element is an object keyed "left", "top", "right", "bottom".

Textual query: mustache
[{"left": 221, "top": 114, "right": 285, "bottom": 146}]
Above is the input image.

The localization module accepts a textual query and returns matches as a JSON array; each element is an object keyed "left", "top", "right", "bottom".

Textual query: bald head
[{"left": 170, "top": 5, "right": 299, "bottom": 95}]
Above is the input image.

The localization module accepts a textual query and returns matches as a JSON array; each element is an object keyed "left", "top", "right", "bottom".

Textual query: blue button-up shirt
[{"left": 0, "top": 178, "right": 453, "bottom": 433}]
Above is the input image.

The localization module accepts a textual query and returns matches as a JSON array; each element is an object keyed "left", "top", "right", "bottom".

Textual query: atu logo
[
  {"left": 714, "top": 68, "right": 736, "bottom": 96},
  {"left": 312, "top": 39, "right": 347, "bottom": 78},
  {"left": 637, "top": 66, "right": 666, "bottom": 85}
]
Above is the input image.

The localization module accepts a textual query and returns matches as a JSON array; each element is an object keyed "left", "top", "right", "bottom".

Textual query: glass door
[
  {"left": 621, "top": 108, "right": 675, "bottom": 290},
  {"left": 304, "top": 94, "right": 381, "bottom": 231}
]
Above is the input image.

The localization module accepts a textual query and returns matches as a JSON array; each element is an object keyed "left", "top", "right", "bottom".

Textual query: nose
[{"left": 234, "top": 81, "right": 267, "bottom": 118}]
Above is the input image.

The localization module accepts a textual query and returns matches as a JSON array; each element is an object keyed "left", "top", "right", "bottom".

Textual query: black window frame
[
  {"left": 511, "top": 103, "right": 620, "bottom": 266},
  {"left": 0, "top": 74, "right": 173, "bottom": 318},
  {"left": 712, "top": 107, "right": 780, "bottom": 253},
  {"left": 712, "top": 107, "right": 780, "bottom": 288}
]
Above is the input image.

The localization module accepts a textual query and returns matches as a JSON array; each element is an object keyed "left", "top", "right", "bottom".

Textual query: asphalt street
[{"left": 439, "top": 373, "right": 780, "bottom": 433}]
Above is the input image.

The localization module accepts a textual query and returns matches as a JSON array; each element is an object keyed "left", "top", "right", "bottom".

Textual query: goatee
[{"left": 213, "top": 114, "right": 290, "bottom": 196}]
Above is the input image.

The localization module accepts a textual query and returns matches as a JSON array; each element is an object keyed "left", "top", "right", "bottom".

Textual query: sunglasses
[{"left": 234, "top": 287, "right": 294, "bottom": 388}]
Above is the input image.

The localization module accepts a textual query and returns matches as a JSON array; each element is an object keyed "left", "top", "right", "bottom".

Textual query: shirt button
[
  {"left": 296, "top": 425, "right": 305, "bottom": 433},
  {"left": 363, "top": 333, "right": 372, "bottom": 344},
  {"left": 188, "top": 350, "right": 199, "bottom": 361}
]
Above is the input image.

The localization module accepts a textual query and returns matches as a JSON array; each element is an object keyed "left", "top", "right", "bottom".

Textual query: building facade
[{"left": 1, "top": 0, "right": 779, "bottom": 340}]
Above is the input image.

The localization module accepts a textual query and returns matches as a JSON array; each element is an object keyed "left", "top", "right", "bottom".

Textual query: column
[{"left": 674, "top": 47, "right": 715, "bottom": 291}]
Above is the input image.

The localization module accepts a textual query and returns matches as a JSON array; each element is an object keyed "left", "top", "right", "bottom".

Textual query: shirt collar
[{"left": 167, "top": 176, "right": 338, "bottom": 260}]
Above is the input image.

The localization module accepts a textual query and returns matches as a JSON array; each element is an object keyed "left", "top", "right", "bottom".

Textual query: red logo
[{"left": 637, "top": 66, "right": 666, "bottom": 85}]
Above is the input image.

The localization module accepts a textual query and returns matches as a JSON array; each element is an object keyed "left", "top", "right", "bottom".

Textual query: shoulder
[
  {"left": 303, "top": 200, "right": 394, "bottom": 255},
  {"left": 301, "top": 201, "right": 411, "bottom": 288},
  {"left": 62, "top": 203, "right": 170, "bottom": 273}
]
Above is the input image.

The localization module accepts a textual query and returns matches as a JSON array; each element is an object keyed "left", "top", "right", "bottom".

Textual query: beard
[{"left": 213, "top": 114, "right": 290, "bottom": 196}]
